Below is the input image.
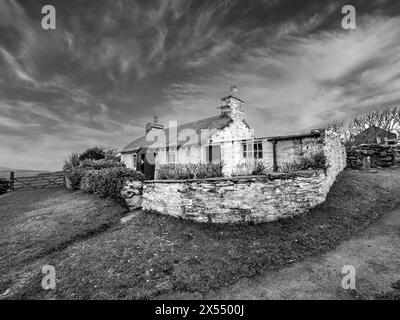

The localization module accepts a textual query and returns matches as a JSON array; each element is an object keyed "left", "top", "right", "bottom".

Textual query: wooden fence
[{"left": 7, "top": 171, "right": 66, "bottom": 192}]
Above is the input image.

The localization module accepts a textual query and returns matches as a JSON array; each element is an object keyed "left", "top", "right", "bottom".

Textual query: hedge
[
  {"left": 0, "top": 178, "right": 10, "bottom": 195},
  {"left": 65, "top": 159, "right": 126, "bottom": 190},
  {"left": 80, "top": 167, "right": 145, "bottom": 200},
  {"left": 65, "top": 167, "right": 86, "bottom": 191},
  {"left": 157, "top": 163, "right": 223, "bottom": 180},
  {"left": 79, "top": 159, "right": 126, "bottom": 170}
]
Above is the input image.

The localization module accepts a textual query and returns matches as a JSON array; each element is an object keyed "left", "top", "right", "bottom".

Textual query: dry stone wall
[
  {"left": 141, "top": 172, "right": 327, "bottom": 223},
  {"left": 120, "top": 180, "right": 143, "bottom": 210},
  {"left": 122, "top": 130, "right": 347, "bottom": 224},
  {"left": 322, "top": 131, "right": 347, "bottom": 192},
  {"left": 347, "top": 144, "right": 396, "bottom": 169}
]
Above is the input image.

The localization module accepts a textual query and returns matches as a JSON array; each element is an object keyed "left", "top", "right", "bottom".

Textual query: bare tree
[
  {"left": 325, "top": 120, "right": 345, "bottom": 133},
  {"left": 323, "top": 120, "right": 354, "bottom": 141},
  {"left": 348, "top": 107, "right": 400, "bottom": 139},
  {"left": 324, "top": 107, "right": 400, "bottom": 142}
]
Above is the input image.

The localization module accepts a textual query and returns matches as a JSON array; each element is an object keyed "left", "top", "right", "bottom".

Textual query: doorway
[{"left": 137, "top": 148, "right": 156, "bottom": 180}]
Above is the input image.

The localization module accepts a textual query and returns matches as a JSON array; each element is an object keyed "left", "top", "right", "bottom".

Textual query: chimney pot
[{"left": 145, "top": 116, "right": 164, "bottom": 135}]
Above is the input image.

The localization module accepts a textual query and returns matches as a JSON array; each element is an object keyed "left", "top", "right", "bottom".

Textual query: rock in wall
[
  {"left": 120, "top": 179, "right": 143, "bottom": 210},
  {"left": 141, "top": 171, "right": 328, "bottom": 224},
  {"left": 322, "top": 130, "right": 347, "bottom": 192}
]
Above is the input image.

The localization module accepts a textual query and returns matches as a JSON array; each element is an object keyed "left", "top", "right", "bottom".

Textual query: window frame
[
  {"left": 132, "top": 153, "right": 137, "bottom": 170},
  {"left": 167, "top": 147, "right": 177, "bottom": 164},
  {"left": 242, "top": 140, "right": 263, "bottom": 160}
]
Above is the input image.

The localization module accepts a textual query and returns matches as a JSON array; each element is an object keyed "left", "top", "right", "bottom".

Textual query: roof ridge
[{"left": 121, "top": 113, "right": 232, "bottom": 153}]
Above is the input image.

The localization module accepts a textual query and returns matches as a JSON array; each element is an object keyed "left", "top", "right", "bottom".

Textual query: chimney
[
  {"left": 218, "top": 86, "right": 245, "bottom": 121},
  {"left": 146, "top": 116, "right": 164, "bottom": 135}
]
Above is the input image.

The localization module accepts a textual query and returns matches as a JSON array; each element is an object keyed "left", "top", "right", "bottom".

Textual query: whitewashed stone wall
[
  {"left": 121, "top": 153, "right": 135, "bottom": 169},
  {"left": 159, "top": 144, "right": 207, "bottom": 166},
  {"left": 261, "top": 136, "right": 324, "bottom": 170},
  {"left": 322, "top": 130, "right": 347, "bottom": 192},
  {"left": 211, "top": 120, "right": 254, "bottom": 175},
  {"left": 152, "top": 119, "right": 254, "bottom": 177}
]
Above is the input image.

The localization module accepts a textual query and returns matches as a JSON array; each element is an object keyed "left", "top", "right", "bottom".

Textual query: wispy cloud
[
  {"left": 164, "top": 15, "right": 400, "bottom": 135},
  {"left": 0, "top": 0, "right": 400, "bottom": 169}
]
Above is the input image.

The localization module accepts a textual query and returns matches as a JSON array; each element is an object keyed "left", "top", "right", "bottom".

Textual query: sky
[{"left": 1, "top": 0, "right": 400, "bottom": 170}]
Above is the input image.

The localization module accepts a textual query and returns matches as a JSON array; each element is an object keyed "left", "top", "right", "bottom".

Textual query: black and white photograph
[{"left": 0, "top": 0, "right": 399, "bottom": 308}]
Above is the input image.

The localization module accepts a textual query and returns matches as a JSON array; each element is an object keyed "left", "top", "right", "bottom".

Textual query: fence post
[
  {"left": 10, "top": 171, "right": 14, "bottom": 191},
  {"left": 63, "top": 171, "right": 67, "bottom": 188}
]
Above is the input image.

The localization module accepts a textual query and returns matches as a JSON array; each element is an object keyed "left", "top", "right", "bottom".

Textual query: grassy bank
[
  {"left": 1, "top": 169, "right": 400, "bottom": 299},
  {"left": 375, "top": 280, "right": 400, "bottom": 300},
  {"left": 0, "top": 188, "right": 127, "bottom": 294}
]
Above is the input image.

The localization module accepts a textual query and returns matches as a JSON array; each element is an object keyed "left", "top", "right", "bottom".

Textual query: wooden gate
[{"left": 8, "top": 171, "right": 66, "bottom": 192}]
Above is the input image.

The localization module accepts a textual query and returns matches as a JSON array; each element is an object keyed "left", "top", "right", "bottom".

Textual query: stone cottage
[
  {"left": 352, "top": 126, "right": 398, "bottom": 146},
  {"left": 121, "top": 89, "right": 326, "bottom": 179}
]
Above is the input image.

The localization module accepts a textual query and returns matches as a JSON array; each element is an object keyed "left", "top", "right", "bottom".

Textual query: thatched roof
[{"left": 121, "top": 114, "right": 234, "bottom": 153}]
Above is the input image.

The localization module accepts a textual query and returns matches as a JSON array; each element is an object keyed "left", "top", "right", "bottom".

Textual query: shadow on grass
[
  {"left": 4, "top": 170, "right": 400, "bottom": 300},
  {"left": 375, "top": 280, "right": 400, "bottom": 300}
]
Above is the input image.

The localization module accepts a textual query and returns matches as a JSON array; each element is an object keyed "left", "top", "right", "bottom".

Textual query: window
[
  {"left": 242, "top": 141, "right": 263, "bottom": 159},
  {"left": 167, "top": 148, "right": 176, "bottom": 164},
  {"left": 132, "top": 153, "right": 137, "bottom": 170},
  {"left": 206, "top": 145, "right": 221, "bottom": 163}
]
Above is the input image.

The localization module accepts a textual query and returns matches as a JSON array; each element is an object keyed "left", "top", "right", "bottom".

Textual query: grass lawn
[
  {"left": 0, "top": 188, "right": 127, "bottom": 295},
  {"left": 1, "top": 169, "right": 400, "bottom": 299}
]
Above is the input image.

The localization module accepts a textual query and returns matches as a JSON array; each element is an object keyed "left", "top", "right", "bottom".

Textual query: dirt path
[{"left": 206, "top": 206, "right": 400, "bottom": 300}]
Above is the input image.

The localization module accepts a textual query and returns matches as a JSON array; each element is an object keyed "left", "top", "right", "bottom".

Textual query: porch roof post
[{"left": 272, "top": 140, "right": 278, "bottom": 172}]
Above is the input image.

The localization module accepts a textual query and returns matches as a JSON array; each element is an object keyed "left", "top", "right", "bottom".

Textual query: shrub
[
  {"left": 65, "top": 167, "right": 86, "bottom": 190},
  {"left": 80, "top": 167, "right": 145, "bottom": 200},
  {"left": 0, "top": 178, "right": 10, "bottom": 195},
  {"left": 63, "top": 147, "right": 122, "bottom": 172},
  {"left": 191, "top": 163, "right": 223, "bottom": 179},
  {"left": 79, "top": 159, "right": 125, "bottom": 170},
  {"left": 157, "top": 163, "right": 223, "bottom": 180},
  {"left": 62, "top": 153, "right": 80, "bottom": 171},
  {"left": 279, "top": 151, "right": 328, "bottom": 173},
  {"left": 311, "top": 151, "right": 327, "bottom": 170},
  {"left": 103, "top": 147, "right": 121, "bottom": 162},
  {"left": 156, "top": 164, "right": 193, "bottom": 180},
  {"left": 232, "top": 160, "right": 270, "bottom": 176},
  {"left": 79, "top": 146, "right": 106, "bottom": 162},
  {"left": 65, "top": 158, "right": 127, "bottom": 191},
  {"left": 278, "top": 161, "right": 302, "bottom": 173},
  {"left": 252, "top": 160, "right": 269, "bottom": 175}
]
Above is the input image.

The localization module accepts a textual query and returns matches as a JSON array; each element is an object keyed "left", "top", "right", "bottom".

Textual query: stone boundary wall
[
  {"left": 122, "top": 130, "right": 347, "bottom": 224},
  {"left": 322, "top": 130, "right": 347, "bottom": 193},
  {"left": 141, "top": 171, "right": 326, "bottom": 223}
]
